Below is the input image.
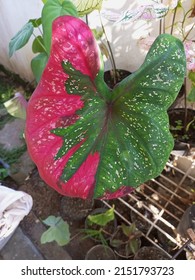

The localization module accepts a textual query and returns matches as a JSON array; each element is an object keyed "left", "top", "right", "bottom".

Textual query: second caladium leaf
[
  {"left": 72, "top": 0, "right": 104, "bottom": 17},
  {"left": 25, "top": 16, "right": 186, "bottom": 200}
]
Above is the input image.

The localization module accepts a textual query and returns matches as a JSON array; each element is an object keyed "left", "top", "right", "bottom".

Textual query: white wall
[
  {"left": 0, "top": 0, "right": 156, "bottom": 82},
  {"left": 88, "top": 0, "right": 160, "bottom": 72},
  {"left": 0, "top": 0, "right": 43, "bottom": 82},
  {"left": 0, "top": 0, "right": 194, "bottom": 82}
]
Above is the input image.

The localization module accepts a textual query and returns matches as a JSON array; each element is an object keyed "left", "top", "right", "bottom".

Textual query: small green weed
[{"left": 0, "top": 144, "right": 26, "bottom": 165}]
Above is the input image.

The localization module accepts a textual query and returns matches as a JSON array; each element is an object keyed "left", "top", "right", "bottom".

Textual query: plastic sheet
[{"left": 0, "top": 185, "right": 33, "bottom": 250}]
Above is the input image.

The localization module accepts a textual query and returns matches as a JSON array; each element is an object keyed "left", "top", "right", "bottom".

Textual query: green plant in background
[
  {"left": 9, "top": 0, "right": 104, "bottom": 83},
  {"left": 0, "top": 113, "right": 14, "bottom": 131},
  {"left": 169, "top": 117, "right": 195, "bottom": 141},
  {"left": 0, "top": 70, "right": 27, "bottom": 180},
  {"left": 40, "top": 208, "right": 115, "bottom": 247},
  {"left": 87, "top": 207, "right": 115, "bottom": 226},
  {"left": 0, "top": 70, "right": 15, "bottom": 112},
  {"left": 0, "top": 144, "right": 27, "bottom": 165},
  {"left": 41, "top": 215, "right": 70, "bottom": 246},
  {"left": 103, "top": 1, "right": 195, "bottom": 100},
  {"left": 0, "top": 163, "right": 9, "bottom": 180},
  {"left": 0, "top": 85, "right": 13, "bottom": 105},
  {"left": 172, "top": 114, "right": 194, "bottom": 129},
  {"left": 186, "top": 116, "right": 195, "bottom": 131},
  {"left": 9, "top": 0, "right": 78, "bottom": 83},
  {"left": 101, "top": 0, "right": 195, "bottom": 141},
  {"left": 162, "top": 0, "right": 195, "bottom": 103},
  {"left": 188, "top": 71, "right": 195, "bottom": 102},
  {"left": 110, "top": 223, "right": 142, "bottom": 257},
  {"left": 170, "top": 119, "right": 183, "bottom": 131},
  {"left": 84, "top": 207, "right": 115, "bottom": 245},
  {"left": 0, "top": 144, "right": 27, "bottom": 180}
]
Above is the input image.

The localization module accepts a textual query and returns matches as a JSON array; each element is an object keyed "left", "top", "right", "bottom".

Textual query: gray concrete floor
[
  {"left": 0, "top": 227, "right": 44, "bottom": 260},
  {"left": 0, "top": 225, "right": 72, "bottom": 260}
]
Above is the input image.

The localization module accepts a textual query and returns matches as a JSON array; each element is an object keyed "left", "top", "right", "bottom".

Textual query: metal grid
[{"left": 103, "top": 154, "right": 195, "bottom": 259}]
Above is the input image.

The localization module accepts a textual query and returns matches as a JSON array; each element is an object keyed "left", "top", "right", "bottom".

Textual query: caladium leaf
[
  {"left": 102, "top": 3, "right": 168, "bottom": 23},
  {"left": 72, "top": 0, "right": 104, "bottom": 17},
  {"left": 116, "top": 3, "right": 168, "bottom": 23},
  {"left": 25, "top": 16, "right": 186, "bottom": 200},
  {"left": 42, "top": 0, "right": 78, "bottom": 54}
]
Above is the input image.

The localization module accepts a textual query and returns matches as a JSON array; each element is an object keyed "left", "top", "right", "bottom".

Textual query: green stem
[
  {"left": 86, "top": 14, "right": 89, "bottom": 25},
  {"left": 33, "top": 19, "right": 43, "bottom": 36},
  {"left": 159, "top": 16, "right": 165, "bottom": 35},
  {"left": 160, "top": 0, "right": 167, "bottom": 35},
  {"left": 182, "top": 23, "right": 195, "bottom": 42},
  {"left": 170, "top": 6, "right": 178, "bottom": 35},
  {"left": 159, "top": 19, "right": 162, "bottom": 35},
  {"left": 32, "top": 33, "right": 47, "bottom": 53},
  {"left": 184, "top": 77, "right": 188, "bottom": 132},
  {"left": 181, "top": 8, "right": 194, "bottom": 42},
  {"left": 99, "top": 12, "right": 117, "bottom": 85}
]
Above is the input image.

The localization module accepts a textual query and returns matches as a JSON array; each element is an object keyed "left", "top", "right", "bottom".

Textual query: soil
[
  {"left": 31, "top": 172, "right": 103, "bottom": 259},
  {"left": 168, "top": 108, "right": 195, "bottom": 146},
  {"left": 110, "top": 225, "right": 141, "bottom": 259},
  {"left": 104, "top": 69, "right": 131, "bottom": 89},
  {"left": 85, "top": 245, "right": 116, "bottom": 260},
  {"left": 130, "top": 201, "right": 154, "bottom": 234},
  {"left": 1, "top": 168, "right": 169, "bottom": 260},
  {"left": 2, "top": 168, "right": 98, "bottom": 260},
  {"left": 134, "top": 246, "right": 170, "bottom": 260}
]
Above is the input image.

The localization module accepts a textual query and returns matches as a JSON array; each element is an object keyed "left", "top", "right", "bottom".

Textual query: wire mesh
[{"left": 103, "top": 154, "right": 195, "bottom": 259}]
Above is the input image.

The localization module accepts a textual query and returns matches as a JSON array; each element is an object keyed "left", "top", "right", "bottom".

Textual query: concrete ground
[
  {"left": 0, "top": 227, "right": 44, "bottom": 260},
  {"left": 0, "top": 225, "right": 72, "bottom": 260}
]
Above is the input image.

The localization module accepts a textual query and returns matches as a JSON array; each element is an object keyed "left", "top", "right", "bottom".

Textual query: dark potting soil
[{"left": 168, "top": 108, "right": 195, "bottom": 145}]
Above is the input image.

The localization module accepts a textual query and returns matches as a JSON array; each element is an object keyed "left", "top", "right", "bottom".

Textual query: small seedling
[
  {"left": 84, "top": 206, "right": 115, "bottom": 245},
  {"left": 110, "top": 223, "right": 142, "bottom": 257},
  {"left": 41, "top": 216, "right": 70, "bottom": 246}
]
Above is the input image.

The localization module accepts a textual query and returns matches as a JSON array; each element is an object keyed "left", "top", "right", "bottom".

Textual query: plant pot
[
  {"left": 84, "top": 207, "right": 117, "bottom": 243},
  {"left": 168, "top": 108, "right": 195, "bottom": 146},
  {"left": 134, "top": 246, "right": 170, "bottom": 260},
  {"left": 177, "top": 205, "right": 195, "bottom": 239},
  {"left": 104, "top": 69, "right": 131, "bottom": 89},
  {"left": 110, "top": 225, "right": 141, "bottom": 259},
  {"left": 85, "top": 245, "right": 116, "bottom": 260},
  {"left": 157, "top": 220, "right": 177, "bottom": 253},
  {"left": 60, "top": 196, "right": 94, "bottom": 221}
]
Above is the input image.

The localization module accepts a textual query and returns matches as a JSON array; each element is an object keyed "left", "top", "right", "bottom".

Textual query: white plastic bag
[{"left": 0, "top": 185, "right": 33, "bottom": 250}]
